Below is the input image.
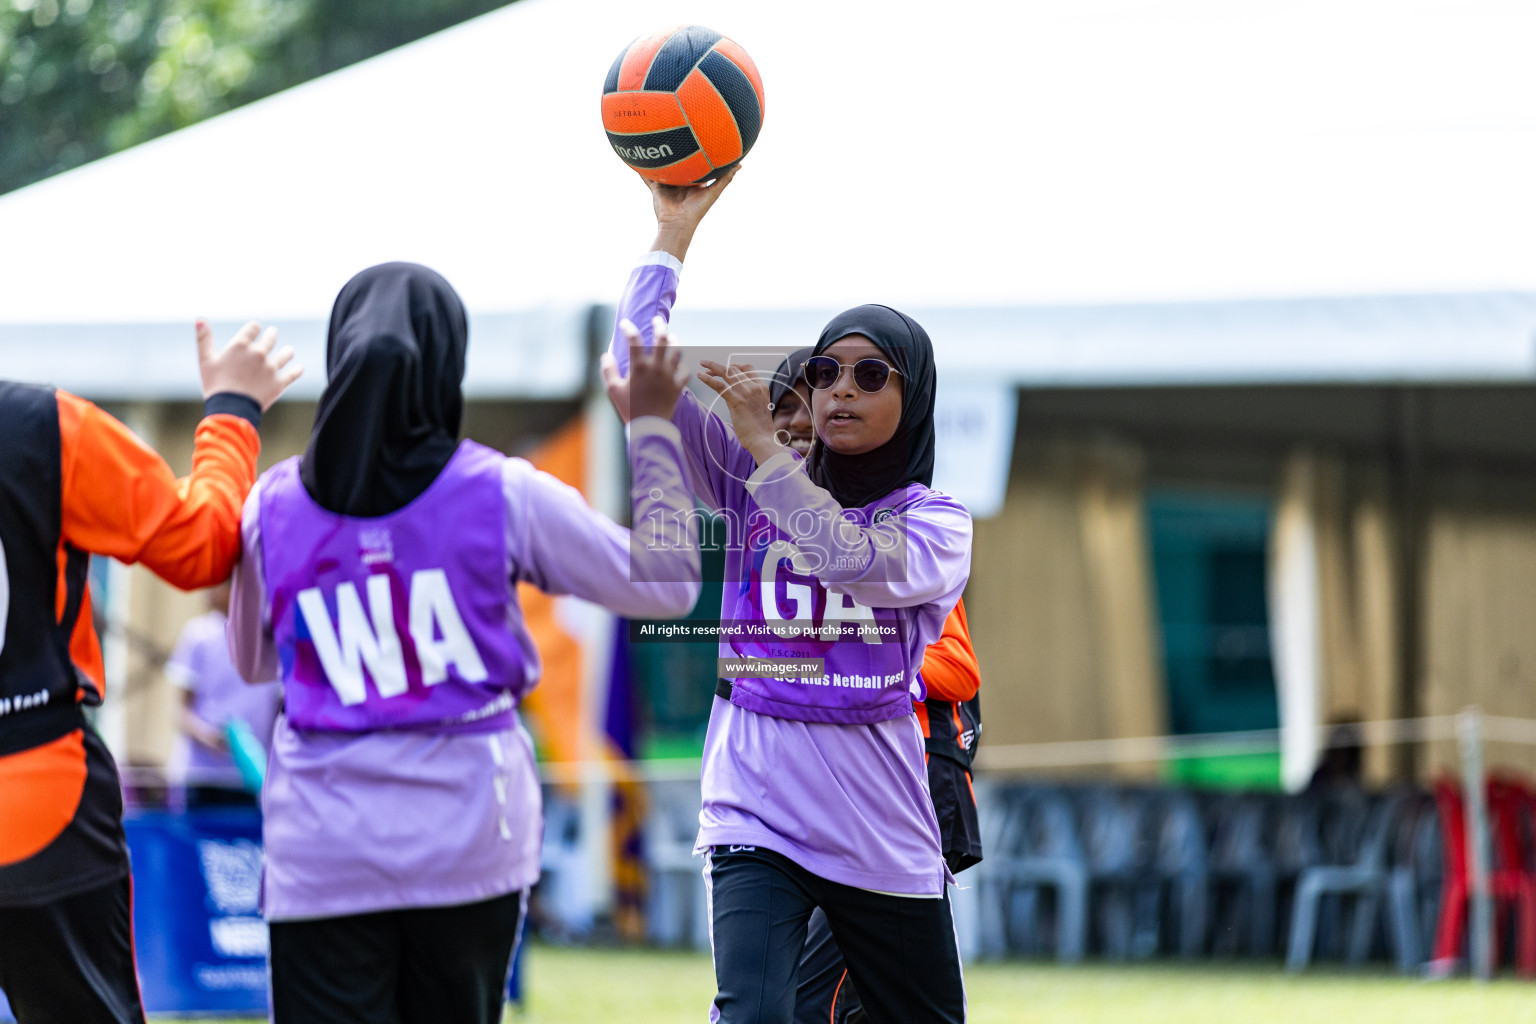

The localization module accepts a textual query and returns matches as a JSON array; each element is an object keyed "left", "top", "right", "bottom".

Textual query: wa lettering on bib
[
  {"left": 260, "top": 443, "right": 525, "bottom": 734},
  {"left": 295, "top": 568, "right": 488, "bottom": 706}
]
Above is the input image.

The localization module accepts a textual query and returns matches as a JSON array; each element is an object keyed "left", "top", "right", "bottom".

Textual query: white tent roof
[{"left": 3, "top": 0, "right": 1536, "bottom": 397}]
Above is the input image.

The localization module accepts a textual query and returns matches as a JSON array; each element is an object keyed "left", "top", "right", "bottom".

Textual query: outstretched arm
[
  {"left": 521, "top": 334, "right": 702, "bottom": 616},
  {"left": 600, "top": 169, "right": 758, "bottom": 512},
  {"left": 60, "top": 320, "right": 302, "bottom": 589},
  {"left": 601, "top": 167, "right": 740, "bottom": 383},
  {"left": 508, "top": 425, "right": 701, "bottom": 619}
]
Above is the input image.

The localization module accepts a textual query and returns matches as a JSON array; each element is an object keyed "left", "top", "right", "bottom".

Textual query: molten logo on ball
[{"left": 613, "top": 142, "right": 676, "bottom": 162}]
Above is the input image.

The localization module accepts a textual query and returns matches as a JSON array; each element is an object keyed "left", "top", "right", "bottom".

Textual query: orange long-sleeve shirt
[
  {"left": 54, "top": 391, "right": 260, "bottom": 697},
  {"left": 913, "top": 597, "right": 979, "bottom": 738},
  {"left": 0, "top": 391, "right": 259, "bottom": 872}
]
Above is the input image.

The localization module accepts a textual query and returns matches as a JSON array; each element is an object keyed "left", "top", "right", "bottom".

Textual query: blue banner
[
  {"left": 126, "top": 808, "right": 269, "bottom": 1015},
  {"left": 0, "top": 808, "right": 525, "bottom": 1018}
]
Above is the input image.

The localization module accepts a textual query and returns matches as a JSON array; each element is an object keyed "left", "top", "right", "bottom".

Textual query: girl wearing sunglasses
[{"left": 601, "top": 169, "right": 971, "bottom": 1024}]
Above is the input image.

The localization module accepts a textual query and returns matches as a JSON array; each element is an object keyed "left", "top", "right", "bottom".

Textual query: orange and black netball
[{"left": 601, "top": 25, "right": 765, "bottom": 185}]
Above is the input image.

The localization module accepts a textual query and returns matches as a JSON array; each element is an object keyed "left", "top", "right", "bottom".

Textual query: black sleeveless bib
[{"left": 0, "top": 382, "right": 91, "bottom": 757}]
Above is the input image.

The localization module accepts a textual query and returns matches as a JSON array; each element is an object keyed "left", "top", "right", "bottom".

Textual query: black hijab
[
  {"left": 299, "top": 262, "right": 467, "bottom": 517},
  {"left": 806, "top": 305, "right": 936, "bottom": 509},
  {"left": 769, "top": 347, "right": 814, "bottom": 410}
]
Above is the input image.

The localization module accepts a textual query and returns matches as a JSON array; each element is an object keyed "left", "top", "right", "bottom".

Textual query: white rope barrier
[
  {"left": 536, "top": 757, "right": 704, "bottom": 786},
  {"left": 115, "top": 713, "right": 1536, "bottom": 790},
  {"left": 972, "top": 713, "right": 1536, "bottom": 773},
  {"left": 979, "top": 717, "right": 1397, "bottom": 772},
  {"left": 118, "top": 758, "right": 710, "bottom": 790}
]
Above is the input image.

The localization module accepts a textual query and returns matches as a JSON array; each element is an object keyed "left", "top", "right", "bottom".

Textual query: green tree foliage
[{"left": 0, "top": 0, "right": 512, "bottom": 195}]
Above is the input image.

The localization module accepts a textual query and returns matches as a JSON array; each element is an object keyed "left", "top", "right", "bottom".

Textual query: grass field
[{"left": 175, "top": 943, "right": 1536, "bottom": 1024}]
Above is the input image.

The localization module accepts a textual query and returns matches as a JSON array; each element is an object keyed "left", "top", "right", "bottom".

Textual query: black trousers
[
  {"left": 0, "top": 875, "right": 145, "bottom": 1024},
  {"left": 795, "top": 907, "right": 863, "bottom": 1024},
  {"left": 267, "top": 889, "right": 526, "bottom": 1024},
  {"left": 706, "top": 847, "right": 965, "bottom": 1024}
]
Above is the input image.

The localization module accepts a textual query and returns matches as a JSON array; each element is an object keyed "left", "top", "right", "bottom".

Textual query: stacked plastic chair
[
  {"left": 1145, "top": 790, "right": 1210, "bottom": 958},
  {"left": 1205, "top": 791, "right": 1277, "bottom": 956},
  {"left": 957, "top": 775, "right": 1518, "bottom": 975},
  {"left": 975, "top": 785, "right": 1089, "bottom": 962},
  {"left": 1430, "top": 776, "right": 1536, "bottom": 976},
  {"left": 1079, "top": 786, "right": 1154, "bottom": 959},
  {"left": 643, "top": 778, "right": 711, "bottom": 950},
  {"left": 534, "top": 794, "right": 594, "bottom": 939},
  {"left": 1489, "top": 775, "right": 1536, "bottom": 976},
  {"left": 1270, "top": 791, "right": 1323, "bottom": 955},
  {"left": 1285, "top": 787, "right": 1417, "bottom": 971},
  {"left": 1385, "top": 790, "right": 1443, "bottom": 972}
]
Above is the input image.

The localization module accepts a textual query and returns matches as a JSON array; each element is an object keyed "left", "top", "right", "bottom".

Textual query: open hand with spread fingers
[
  {"left": 600, "top": 315, "right": 692, "bottom": 423},
  {"left": 196, "top": 320, "right": 303, "bottom": 411}
]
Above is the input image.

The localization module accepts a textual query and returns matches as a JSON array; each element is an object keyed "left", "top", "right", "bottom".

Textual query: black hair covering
[
  {"left": 806, "top": 305, "right": 936, "bottom": 509},
  {"left": 769, "top": 347, "right": 814, "bottom": 410},
  {"left": 299, "top": 262, "right": 467, "bottom": 517}
]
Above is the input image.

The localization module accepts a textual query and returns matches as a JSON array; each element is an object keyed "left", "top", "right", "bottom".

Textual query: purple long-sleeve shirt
[
  {"left": 613, "top": 255, "right": 972, "bottom": 894},
  {"left": 228, "top": 420, "right": 699, "bottom": 920}
]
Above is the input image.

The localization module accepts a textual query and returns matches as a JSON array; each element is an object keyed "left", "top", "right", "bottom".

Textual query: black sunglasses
[{"left": 801, "top": 355, "right": 902, "bottom": 394}]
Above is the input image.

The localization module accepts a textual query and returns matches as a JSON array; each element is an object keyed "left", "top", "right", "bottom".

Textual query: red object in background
[{"left": 1431, "top": 775, "right": 1536, "bottom": 976}]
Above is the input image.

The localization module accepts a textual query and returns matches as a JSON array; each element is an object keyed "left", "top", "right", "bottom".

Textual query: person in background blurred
[
  {"left": 767, "top": 348, "right": 815, "bottom": 458},
  {"left": 166, "top": 582, "right": 281, "bottom": 808},
  {"left": 0, "top": 320, "right": 300, "bottom": 1024},
  {"left": 1305, "top": 718, "right": 1364, "bottom": 794}
]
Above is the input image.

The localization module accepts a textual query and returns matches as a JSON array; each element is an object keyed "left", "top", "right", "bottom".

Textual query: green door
[{"left": 1146, "top": 491, "right": 1280, "bottom": 789}]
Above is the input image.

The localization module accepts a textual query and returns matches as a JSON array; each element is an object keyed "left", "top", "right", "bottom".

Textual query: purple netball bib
[
  {"left": 260, "top": 442, "right": 524, "bottom": 734},
  {"left": 720, "top": 490, "right": 922, "bottom": 725}
]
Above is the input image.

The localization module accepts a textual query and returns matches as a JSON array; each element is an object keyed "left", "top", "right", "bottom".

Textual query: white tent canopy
[{"left": 3, "top": 0, "right": 1536, "bottom": 398}]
